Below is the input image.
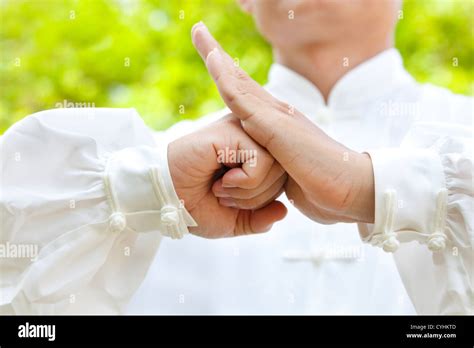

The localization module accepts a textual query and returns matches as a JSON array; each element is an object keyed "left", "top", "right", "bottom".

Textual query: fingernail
[
  {"left": 219, "top": 198, "right": 236, "bottom": 208},
  {"left": 214, "top": 191, "right": 231, "bottom": 198},
  {"left": 222, "top": 181, "right": 236, "bottom": 188},
  {"left": 191, "top": 21, "right": 204, "bottom": 34}
]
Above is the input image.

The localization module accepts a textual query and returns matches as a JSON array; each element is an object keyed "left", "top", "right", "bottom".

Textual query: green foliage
[
  {"left": 396, "top": 0, "right": 473, "bottom": 95},
  {"left": 0, "top": 0, "right": 472, "bottom": 134}
]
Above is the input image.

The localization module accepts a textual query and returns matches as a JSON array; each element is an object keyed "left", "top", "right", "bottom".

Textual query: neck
[{"left": 274, "top": 37, "right": 393, "bottom": 102}]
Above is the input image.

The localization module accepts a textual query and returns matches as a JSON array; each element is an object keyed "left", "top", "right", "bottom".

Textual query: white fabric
[
  {"left": 360, "top": 119, "right": 473, "bottom": 313},
  {"left": 0, "top": 108, "right": 196, "bottom": 314},
  {"left": 360, "top": 148, "right": 447, "bottom": 251}
]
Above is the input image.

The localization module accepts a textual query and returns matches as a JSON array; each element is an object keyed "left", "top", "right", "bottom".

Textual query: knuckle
[
  {"left": 243, "top": 198, "right": 263, "bottom": 210},
  {"left": 220, "top": 76, "right": 234, "bottom": 100},
  {"left": 221, "top": 78, "right": 249, "bottom": 108},
  {"left": 235, "top": 199, "right": 253, "bottom": 210},
  {"left": 226, "top": 188, "right": 255, "bottom": 200},
  {"left": 244, "top": 176, "right": 260, "bottom": 189},
  {"left": 233, "top": 90, "right": 248, "bottom": 107},
  {"left": 234, "top": 67, "right": 250, "bottom": 81}
]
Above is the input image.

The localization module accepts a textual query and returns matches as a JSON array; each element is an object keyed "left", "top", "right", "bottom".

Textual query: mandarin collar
[{"left": 266, "top": 48, "right": 416, "bottom": 121}]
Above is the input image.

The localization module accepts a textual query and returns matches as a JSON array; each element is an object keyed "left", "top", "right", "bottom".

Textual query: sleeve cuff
[
  {"left": 105, "top": 139, "right": 197, "bottom": 240},
  {"left": 358, "top": 148, "right": 448, "bottom": 253},
  {"left": 157, "top": 138, "right": 198, "bottom": 238}
]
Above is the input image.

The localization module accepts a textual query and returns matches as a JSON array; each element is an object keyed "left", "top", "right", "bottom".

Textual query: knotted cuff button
[
  {"left": 109, "top": 212, "right": 127, "bottom": 232},
  {"left": 161, "top": 205, "right": 180, "bottom": 226}
]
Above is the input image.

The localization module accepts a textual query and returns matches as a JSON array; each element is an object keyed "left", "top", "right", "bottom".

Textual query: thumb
[{"left": 234, "top": 200, "right": 287, "bottom": 236}]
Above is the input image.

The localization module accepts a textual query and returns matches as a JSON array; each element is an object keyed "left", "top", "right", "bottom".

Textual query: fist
[{"left": 167, "top": 115, "right": 287, "bottom": 238}]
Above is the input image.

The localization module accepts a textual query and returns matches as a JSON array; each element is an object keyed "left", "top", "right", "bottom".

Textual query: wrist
[
  {"left": 167, "top": 139, "right": 188, "bottom": 207},
  {"left": 347, "top": 152, "right": 375, "bottom": 223}
]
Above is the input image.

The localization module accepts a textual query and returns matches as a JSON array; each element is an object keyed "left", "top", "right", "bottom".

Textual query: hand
[
  {"left": 191, "top": 22, "right": 375, "bottom": 224},
  {"left": 168, "top": 115, "right": 287, "bottom": 238}
]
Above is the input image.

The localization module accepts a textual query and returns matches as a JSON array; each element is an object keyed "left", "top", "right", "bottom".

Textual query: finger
[
  {"left": 191, "top": 21, "right": 234, "bottom": 65},
  {"left": 191, "top": 23, "right": 311, "bottom": 165},
  {"left": 220, "top": 181, "right": 285, "bottom": 210},
  {"left": 192, "top": 22, "right": 275, "bottom": 119},
  {"left": 206, "top": 45, "right": 310, "bottom": 161},
  {"left": 234, "top": 200, "right": 287, "bottom": 236},
  {"left": 217, "top": 128, "right": 275, "bottom": 190},
  {"left": 285, "top": 181, "right": 342, "bottom": 225},
  {"left": 207, "top": 48, "right": 272, "bottom": 122},
  {"left": 192, "top": 22, "right": 346, "bottom": 193},
  {"left": 213, "top": 163, "right": 286, "bottom": 199}
]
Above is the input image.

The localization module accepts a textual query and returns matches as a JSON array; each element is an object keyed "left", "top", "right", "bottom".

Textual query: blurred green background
[{"left": 0, "top": 0, "right": 472, "bottom": 134}]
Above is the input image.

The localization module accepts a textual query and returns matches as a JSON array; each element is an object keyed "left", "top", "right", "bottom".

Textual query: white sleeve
[
  {"left": 0, "top": 108, "right": 196, "bottom": 314},
  {"left": 358, "top": 121, "right": 473, "bottom": 314},
  {"left": 153, "top": 108, "right": 230, "bottom": 146}
]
